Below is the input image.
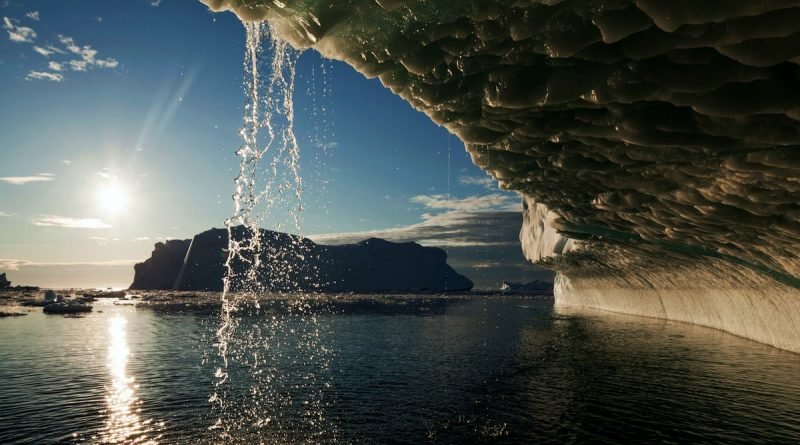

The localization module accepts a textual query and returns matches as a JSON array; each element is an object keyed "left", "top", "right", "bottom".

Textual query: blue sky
[{"left": 0, "top": 0, "right": 549, "bottom": 289}]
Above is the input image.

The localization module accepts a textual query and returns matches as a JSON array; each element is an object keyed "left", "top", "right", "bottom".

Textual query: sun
[{"left": 96, "top": 182, "right": 130, "bottom": 215}]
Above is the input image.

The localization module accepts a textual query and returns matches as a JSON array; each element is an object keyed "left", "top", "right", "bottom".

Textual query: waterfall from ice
[{"left": 209, "top": 22, "right": 332, "bottom": 442}]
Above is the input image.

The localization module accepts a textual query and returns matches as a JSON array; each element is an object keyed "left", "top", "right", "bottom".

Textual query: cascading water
[{"left": 209, "top": 22, "right": 333, "bottom": 443}]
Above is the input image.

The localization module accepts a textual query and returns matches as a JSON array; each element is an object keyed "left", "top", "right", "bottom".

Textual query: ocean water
[{"left": 1, "top": 295, "right": 799, "bottom": 444}]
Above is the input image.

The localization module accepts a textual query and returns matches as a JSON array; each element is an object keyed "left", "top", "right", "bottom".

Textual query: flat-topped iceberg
[{"left": 131, "top": 227, "right": 473, "bottom": 292}]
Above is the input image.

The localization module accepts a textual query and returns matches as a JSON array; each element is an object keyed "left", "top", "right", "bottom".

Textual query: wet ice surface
[{"left": 1, "top": 295, "right": 799, "bottom": 444}]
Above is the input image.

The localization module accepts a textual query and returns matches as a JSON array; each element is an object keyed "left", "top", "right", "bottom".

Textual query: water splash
[{"left": 210, "top": 22, "right": 333, "bottom": 443}]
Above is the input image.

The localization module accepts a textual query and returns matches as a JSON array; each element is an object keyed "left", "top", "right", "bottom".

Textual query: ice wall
[
  {"left": 555, "top": 264, "right": 800, "bottom": 352},
  {"left": 201, "top": 0, "right": 800, "bottom": 351}
]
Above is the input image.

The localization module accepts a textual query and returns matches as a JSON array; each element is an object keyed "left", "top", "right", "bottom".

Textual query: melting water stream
[{"left": 211, "top": 23, "right": 331, "bottom": 442}]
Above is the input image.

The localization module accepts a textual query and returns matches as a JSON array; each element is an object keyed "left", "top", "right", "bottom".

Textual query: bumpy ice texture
[{"left": 201, "top": 0, "right": 800, "bottom": 351}]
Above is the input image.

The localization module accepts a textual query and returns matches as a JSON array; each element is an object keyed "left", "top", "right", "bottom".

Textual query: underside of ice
[{"left": 201, "top": 0, "right": 800, "bottom": 352}]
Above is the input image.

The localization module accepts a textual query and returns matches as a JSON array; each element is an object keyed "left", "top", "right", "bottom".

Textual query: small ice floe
[
  {"left": 85, "top": 290, "right": 126, "bottom": 299},
  {"left": 79, "top": 294, "right": 97, "bottom": 302},
  {"left": 0, "top": 311, "right": 27, "bottom": 318},
  {"left": 42, "top": 290, "right": 92, "bottom": 315},
  {"left": 43, "top": 290, "right": 62, "bottom": 305},
  {"left": 43, "top": 301, "right": 92, "bottom": 315},
  {"left": 113, "top": 300, "right": 135, "bottom": 306}
]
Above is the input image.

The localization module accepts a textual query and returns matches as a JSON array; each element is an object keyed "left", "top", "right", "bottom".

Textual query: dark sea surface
[{"left": 1, "top": 295, "right": 799, "bottom": 444}]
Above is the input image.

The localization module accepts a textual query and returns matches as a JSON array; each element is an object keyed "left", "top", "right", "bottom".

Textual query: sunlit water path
[{"left": 1, "top": 296, "right": 799, "bottom": 444}]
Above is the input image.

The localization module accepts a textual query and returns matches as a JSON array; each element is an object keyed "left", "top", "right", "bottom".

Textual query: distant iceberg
[{"left": 131, "top": 227, "right": 473, "bottom": 293}]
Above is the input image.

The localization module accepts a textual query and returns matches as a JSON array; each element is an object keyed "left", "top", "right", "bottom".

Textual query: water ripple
[{"left": 0, "top": 298, "right": 799, "bottom": 444}]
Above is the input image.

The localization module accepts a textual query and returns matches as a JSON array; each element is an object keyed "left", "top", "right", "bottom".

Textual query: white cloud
[
  {"left": 312, "top": 192, "right": 521, "bottom": 248},
  {"left": 308, "top": 208, "right": 548, "bottom": 288},
  {"left": 0, "top": 211, "right": 11, "bottom": 217},
  {"left": 150, "top": 0, "right": 162, "bottom": 6},
  {"left": 96, "top": 168, "right": 119, "bottom": 180},
  {"left": 88, "top": 236, "right": 119, "bottom": 243},
  {"left": 33, "top": 46, "right": 53, "bottom": 57},
  {"left": 62, "top": 159, "right": 72, "bottom": 165},
  {"left": 132, "top": 236, "right": 175, "bottom": 242},
  {"left": 3, "top": 16, "right": 36, "bottom": 43},
  {"left": 32, "top": 45, "right": 65, "bottom": 58},
  {"left": 95, "top": 58, "right": 118, "bottom": 68},
  {"left": 411, "top": 193, "right": 520, "bottom": 212},
  {"left": 0, "top": 258, "right": 137, "bottom": 271},
  {"left": 57, "top": 35, "right": 81, "bottom": 53},
  {"left": 5, "top": 22, "right": 118, "bottom": 82},
  {"left": 458, "top": 175, "right": 497, "bottom": 190},
  {"left": 25, "top": 11, "right": 40, "bottom": 21},
  {"left": 310, "top": 209, "right": 521, "bottom": 248},
  {"left": 0, "top": 259, "right": 30, "bottom": 270},
  {"left": 57, "top": 34, "right": 117, "bottom": 72},
  {"left": 13, "top": 31, "right": 119, "bottom": 79},
  {"left": 26, "top": 71, "right": 63, "bottom": 81},
  {"left": 68, "top": 59, "right": 88, "bottom": 71},
  {"left": 32, "top": 215, "right": 111, "bottom": 229},
  {"left": 0, "top": 173, "right": 54, "bottom": 184}
]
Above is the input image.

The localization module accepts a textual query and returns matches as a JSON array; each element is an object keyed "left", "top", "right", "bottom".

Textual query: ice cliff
[
  {"left": 130, "top": 227, "right": 473, "bottom": 292},
  {"left": 201, "top": 0, "right": 800, "bottom": 352}
]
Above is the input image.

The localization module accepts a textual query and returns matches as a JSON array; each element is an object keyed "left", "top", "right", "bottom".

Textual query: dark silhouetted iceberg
[{"left": 130, "top": 227, "right": 473, "bottom": 292}]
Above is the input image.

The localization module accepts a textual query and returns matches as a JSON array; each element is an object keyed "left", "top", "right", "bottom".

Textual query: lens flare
[{"left": 96, "top": 183, "right": 129, "bottom": 215}]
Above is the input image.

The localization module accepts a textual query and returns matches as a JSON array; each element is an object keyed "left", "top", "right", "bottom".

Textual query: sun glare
[{"left": 96, "top": 183, "right": 130, "bottom": 215}]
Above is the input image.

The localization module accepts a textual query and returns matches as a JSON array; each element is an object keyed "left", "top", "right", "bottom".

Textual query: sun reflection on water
[{"left": 102, "top": 316, "right": 158, "bottom": 444}]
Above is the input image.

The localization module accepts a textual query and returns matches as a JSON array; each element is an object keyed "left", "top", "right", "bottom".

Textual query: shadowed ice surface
[{"left": 1, "top": 296, "right": 799, "bottom": 444}]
